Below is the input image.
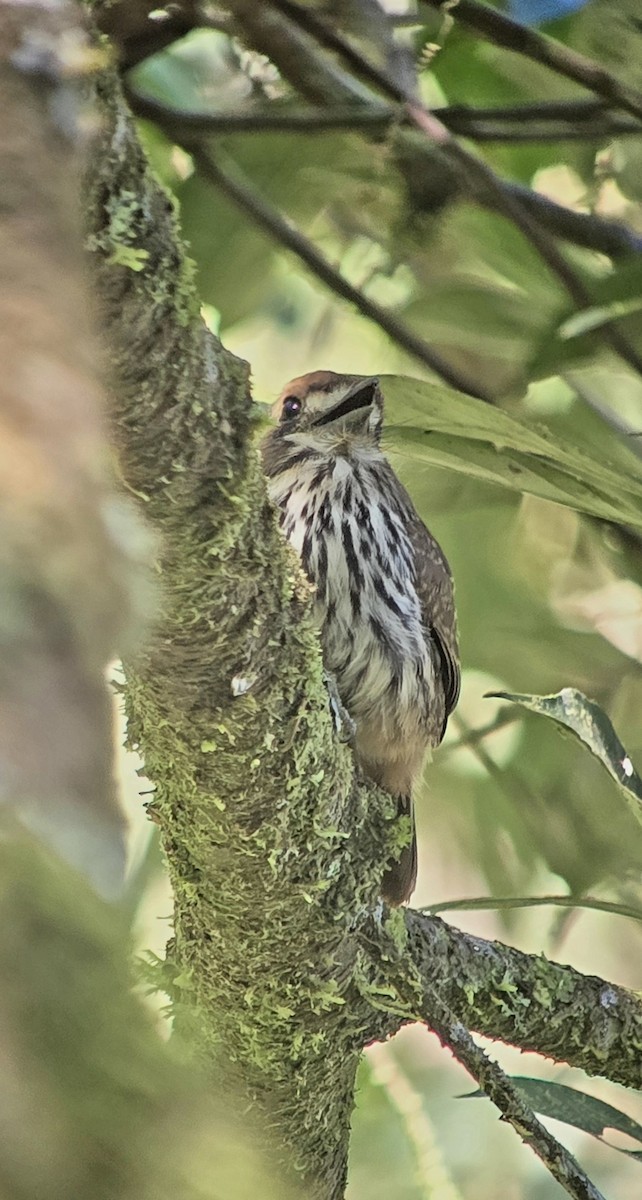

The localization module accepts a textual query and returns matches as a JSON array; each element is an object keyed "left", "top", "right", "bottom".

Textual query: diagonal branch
[
  {"left": 506, "top": 184, "right": 642, "bottom": 258},
  {"left": 360, "top": 918, "right": 611, "bottom": 1198},
  {"left": 188, "top": 144, "right": 494, "bottom": 401},
  {"left": 408, "top": 103, "right": 642, "bottom": 376},
  {"left": 418, "top": 990, "right": 605, "bottom": 1200}
]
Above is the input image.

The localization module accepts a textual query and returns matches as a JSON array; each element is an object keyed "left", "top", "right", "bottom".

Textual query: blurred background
[{"left": 112, "top": 0, "right": 642, "bottom": 1195}]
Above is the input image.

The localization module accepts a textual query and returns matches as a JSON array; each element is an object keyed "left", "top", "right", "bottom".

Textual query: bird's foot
[{"left": 323, "top": 671, "right": 356, "bottom": 743}]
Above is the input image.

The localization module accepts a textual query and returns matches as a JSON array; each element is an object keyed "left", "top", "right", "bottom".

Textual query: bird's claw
[{"left": 323, "top": 671, "right": 356, "bottom": 743}]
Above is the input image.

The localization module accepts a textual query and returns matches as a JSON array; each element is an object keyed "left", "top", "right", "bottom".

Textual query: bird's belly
[
  {"left": 318, "top": 564, "right": 431, "bottom": 737},
  {"left": 273, "top": 462, "right": 434, "bottom": 739}
]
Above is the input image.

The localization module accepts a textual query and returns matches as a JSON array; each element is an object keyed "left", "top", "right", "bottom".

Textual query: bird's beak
[{"left": 312, "top": 377, "right": 379, "bottom": 430}]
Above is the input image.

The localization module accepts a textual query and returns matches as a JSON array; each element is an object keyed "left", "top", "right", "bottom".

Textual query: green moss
[
  {"left": 383, "top": 907, "right": 409, "bottom": 955},
  {"left": 463, "top": 981, "right": 479, "bottom": 1006},
  {"left": 108, "top": 244, "right": 150, "bottom": 271}
]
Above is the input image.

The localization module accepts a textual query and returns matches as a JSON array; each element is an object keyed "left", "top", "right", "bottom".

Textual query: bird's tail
[{"left": 381, "top": 797, "right": 417, "bottom": 905}]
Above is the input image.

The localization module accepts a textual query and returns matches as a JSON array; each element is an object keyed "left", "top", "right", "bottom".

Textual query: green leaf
[
  {"left": 487, "top": 687, "right": 642, "bottom": 829},
  {"left": 534, "top": 255, "right": 642, "bottom": 375},
  {"left": 382, "top": 375, "right": 642, "bottom": 529},
  {"left": 465, "top": 1077, "right": 642, "bottom": 1161},
  {"left": 559, "top": 297, "right": 642, "bottom": 340}
]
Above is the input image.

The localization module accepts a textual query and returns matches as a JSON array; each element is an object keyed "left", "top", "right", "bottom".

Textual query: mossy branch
[{"left": 360, "top": 912, "right": 642, "bottom": 1090}]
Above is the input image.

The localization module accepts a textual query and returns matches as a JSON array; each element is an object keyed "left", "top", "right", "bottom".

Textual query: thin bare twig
[
  {"left": 445, "top": 119, "right": 641, "bottom": 143},
  {"left": 266, "top": 0, "right": 642, "bottom": 378},
  {"left": 419, "top": 0, "right": 642, "bottom": 124},
  {"left": 564, "top": 371, "right": 642, "bottom": 459},
  {"left": 126, "top": 87, "right": 642, "bottom": 141},
  {"left": 422, "top": 893, "right": 642, "bottom": 923},
  {"left": 444, "top": 98, "right": 620, "bottom": 123},
  {"left": 188, "top": 146, "right": 495, "bottom": 401},
  {"left": 440, "top": 709, "right": 520, "bottom": 754}
]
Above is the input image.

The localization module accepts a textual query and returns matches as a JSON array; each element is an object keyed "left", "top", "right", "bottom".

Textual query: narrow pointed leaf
[
  {"left": 464, "top": 1077, "right": 642, "bottom": 1161},
  {"left": 559, "top": 298, "right": 642, "bottom": 341},
  {"left": 487, "top": 687, "right": 642, "bottom": 828},
  {"left": 382, "top": 375, "right": 642, "bottom": 529}
]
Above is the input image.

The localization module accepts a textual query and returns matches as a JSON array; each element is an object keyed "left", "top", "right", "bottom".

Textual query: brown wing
[{"left": 408, "top": 514, "right": 460, "bottom": 742}]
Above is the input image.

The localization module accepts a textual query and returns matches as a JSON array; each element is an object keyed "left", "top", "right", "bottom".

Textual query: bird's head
[{"left": 262, "top": 371, "right": 384, "bottom": 473}]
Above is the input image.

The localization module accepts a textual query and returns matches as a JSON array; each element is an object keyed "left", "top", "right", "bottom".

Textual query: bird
[{"left": 261, "top": 371, "right": 460, "bottom": 904}]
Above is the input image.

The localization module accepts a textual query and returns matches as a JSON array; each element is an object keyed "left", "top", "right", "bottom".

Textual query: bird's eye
[{"left": 282, "top": 396, "right": 301, "bottom": 421}]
